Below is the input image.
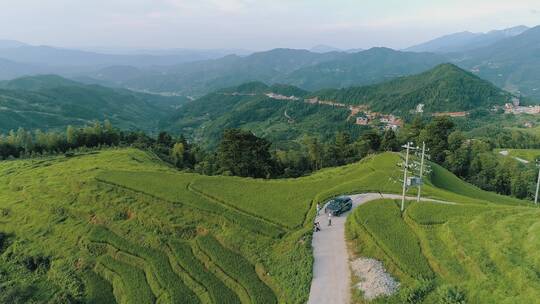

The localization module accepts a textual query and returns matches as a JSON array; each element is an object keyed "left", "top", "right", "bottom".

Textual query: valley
[{"left": 2, "top": 5, "right": 540, "bottom": 303}]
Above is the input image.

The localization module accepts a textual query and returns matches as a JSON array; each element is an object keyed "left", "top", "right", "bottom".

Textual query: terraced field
[
  {"left": 0, "top": 148, "right": 532, "bottom": 303},
  {"left": 347, "top": 199, "right": 540, "bottom": 303}
]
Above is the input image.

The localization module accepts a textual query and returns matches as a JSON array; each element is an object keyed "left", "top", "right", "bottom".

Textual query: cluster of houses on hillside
[
  {"left": 265, "top": 92, "right": 300, "bottom": 101},
  {"left": 501, "top": 98, "right": 540, "bottom": 115},
  {"left": 264, "top": 93, "right": 404, "bottom": 130},
  {"left": 355, "top": 112, "right": 403, "bottom": 131}
]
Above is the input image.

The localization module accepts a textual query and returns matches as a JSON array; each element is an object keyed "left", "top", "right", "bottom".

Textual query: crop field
[
  {"left": 169, "top": 241, "right": 241, "bottom": 304},
  {"left": 497, "top": 148, "right": 540, "bottom": 162},
  {"left": 196, "top": 235, "right": 277, "bottom": 304},
  {"left": 0, "top": 147, "right": 533, "bottom": 303},
  {"left": 347, "top": 199, "right": 540, "bottom": 303}
]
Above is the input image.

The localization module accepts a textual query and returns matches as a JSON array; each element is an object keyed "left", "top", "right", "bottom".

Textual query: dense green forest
[{"left": 314, "top": 63, "right": 511, "bottom": 114}]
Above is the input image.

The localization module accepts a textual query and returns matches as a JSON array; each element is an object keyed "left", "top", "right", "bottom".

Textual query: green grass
[
  {"left": 89, "top": 226, "right": 199, "bottom": 303},
  {"left": 348, "top": 199, "right": 433, "bottom": 280},
  {"left": 83, "top": 271, "right": 116, "bottom": 304},
  {"left": 169, "top": 241, "right": 241, "bottom": 304},
  {"left": 426, "top": 162, "right": 525, "bottom": 205},
  {"left": 0, "top": 147, "right": 534, "bottom": 303},
  {"left": 95, "top": 255, "right": 155, "bottom": 304},
  {"left": 197, "top": 235, "right": 277, "bottom": 304},
  {"left": 347, "top": 198, "right": 540, "bottom": 303},
  {"left": 496, "top": 148, "right": 540, "bottom": 162}
]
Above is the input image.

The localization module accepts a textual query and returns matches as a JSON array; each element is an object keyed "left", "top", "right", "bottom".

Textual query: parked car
[{"left": 324, "top": 196, "right": 353, "bottom": 216}]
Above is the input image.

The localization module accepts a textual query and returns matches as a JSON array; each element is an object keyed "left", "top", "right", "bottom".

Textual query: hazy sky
[{"left": 1, "top": 0, "right": 539, "bottom": 50}]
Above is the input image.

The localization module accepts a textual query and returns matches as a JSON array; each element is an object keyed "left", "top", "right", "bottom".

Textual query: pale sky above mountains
[{"left": 1, "top": 0, "right": 539, "bottom": 50}]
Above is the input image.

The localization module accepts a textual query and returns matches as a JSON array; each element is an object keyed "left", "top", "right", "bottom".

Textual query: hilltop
[
  {"left": 313, "top": 63, "right": 511, "bottom": 114},
  {"left": 0, "top": 75, "right": 187, "bottom": 133}
]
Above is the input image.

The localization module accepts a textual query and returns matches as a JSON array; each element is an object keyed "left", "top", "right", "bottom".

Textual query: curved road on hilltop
[{"left": 307, "top": 193, "right": 451, "bottom": 304}]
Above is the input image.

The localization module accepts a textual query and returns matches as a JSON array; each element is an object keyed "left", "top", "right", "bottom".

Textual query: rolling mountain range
[
  {"left": 1, "top": 25, "right": 540, "bottom": 101},
  {"left": 164, "top": 64, "right": 513, "bottom": 147},
  {"left": 0, "top": 62, "right": 515, "bottom": 144},
  {"left": 72, "top": 25, "right": 540, "bottom": 99},
  {"left": 84, "top": 47, "right": 448, "bottom": 97},
  {"left": 0, "top": 75, "right": 186, "bottom": 133}
]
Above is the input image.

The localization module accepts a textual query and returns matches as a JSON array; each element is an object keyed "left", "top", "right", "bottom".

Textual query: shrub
[
  {"left": 399, "top": 279, "right": 435, "bottom": 304},
  {"left": 435, "top": 285, "right": 467, "bottom": 304}
]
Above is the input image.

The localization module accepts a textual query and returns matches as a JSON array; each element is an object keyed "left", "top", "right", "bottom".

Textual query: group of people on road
[{"left": 314, "top": 203, "right": 332, "bottom": 232}]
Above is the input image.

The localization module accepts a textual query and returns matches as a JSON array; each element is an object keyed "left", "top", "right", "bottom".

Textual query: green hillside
[
  {"left": 314, "top": 63, "right": 512, "bottom": 114},
  {"left": 282, "top": 47, "right": 446, "bottom": 91},
  {"left": 347, "top": 198, "right": 540, "bottom": 303},
  {"left": 460, "top": 25, "right": 540, "bottom": 98},
  {"left": 0, "top": 75, "right": 187, "bottom": 133},
  {"left": 0, "top": 148, "right": 526, "bottom": 303},
  {"left": 166, "top": 82, "right": 363, "bottom": 148}
]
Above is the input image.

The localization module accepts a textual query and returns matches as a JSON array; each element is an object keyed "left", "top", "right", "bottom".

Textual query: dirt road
[{"left": 307, "top": 193, "right": 447, "bottom": 304}]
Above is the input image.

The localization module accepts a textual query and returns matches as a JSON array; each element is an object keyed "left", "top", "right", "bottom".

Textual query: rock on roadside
[{"left": 351, "top": 258, "right": 399, "bottom": 300}]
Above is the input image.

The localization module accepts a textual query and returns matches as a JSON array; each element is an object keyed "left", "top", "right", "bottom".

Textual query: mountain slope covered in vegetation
[
  {"left": 314, "top": 63, "right": 512, "bottom": 114},
  {"left": 0, "top": 75, "right": 187, "bottom": 132},
  {"left": 0, "top": 147, "right": 527, "bottom": 303}
]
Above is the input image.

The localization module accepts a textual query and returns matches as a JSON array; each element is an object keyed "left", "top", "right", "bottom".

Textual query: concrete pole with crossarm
[
  {"left": 401, "top": 142, "right": 411, "bottom": 213},
  {"left": 535, "top": 163, "right": 540, "bottom": 206},
  {"left": 416, "top": 142, "right": 426, "bottom": 203}
]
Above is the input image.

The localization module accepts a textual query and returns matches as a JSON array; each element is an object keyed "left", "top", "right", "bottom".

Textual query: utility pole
[
  {"left": 535, "top": 162, "right": 540, "bottom": 206},
  {"left": 401, "top": 142, "right": 412, "bottom": 213},
  {"left": 416, "top": 142, "right": 426, "bottom": 202}
]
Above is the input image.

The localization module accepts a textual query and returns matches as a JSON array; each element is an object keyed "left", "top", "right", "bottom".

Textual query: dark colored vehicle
[{"left": 324, "top": 196, "right": 353, "bottom": 216}]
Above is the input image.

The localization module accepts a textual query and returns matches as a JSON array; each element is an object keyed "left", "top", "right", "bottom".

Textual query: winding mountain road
[{"left": 307, "top": 193, "right": 450, "bottom": 304}]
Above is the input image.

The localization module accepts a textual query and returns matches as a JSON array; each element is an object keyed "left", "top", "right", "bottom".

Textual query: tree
[
  {"left": 419, "top": 116, "right": 454, "bottom": 163},
  {"left": 380, "top": 129, "right": 399, "bottom": 151},
  {"left": 359, "top": 130, "right": 381, "bottom": 153},
  {"left": 217, "top": 129, "right": 274, "bottom": 178},
  {"left": 304, "top": 136, "right": 324, "bottom": 170},
  {"left": 170, "top": 142, "right": 185, "bottom": 168},
  {"left": 334, "top": 131, "right": 353, "bottom": 165}
]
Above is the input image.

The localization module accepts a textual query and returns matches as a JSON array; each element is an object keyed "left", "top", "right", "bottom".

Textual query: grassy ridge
[
  {"left": 347, "top": 199, "right": 540, "bottom": 303},
  {"left": 96, "top": 171, "right": 285, "bottom": 237}
]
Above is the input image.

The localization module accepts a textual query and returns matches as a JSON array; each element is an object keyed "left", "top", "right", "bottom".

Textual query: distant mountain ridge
[
  {"left": 96, "top": 47, "right": 448, "bottom": 96},
  {"left": 458, "top": 25, "right": 540, "bottom": 98},
  {"left": 406, "top": 25, "right": 529, "bottom": 53}
]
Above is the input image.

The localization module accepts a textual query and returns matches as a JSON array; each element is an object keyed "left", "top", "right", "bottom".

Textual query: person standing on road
[
  {"left": 328, "top": 212, "right": 332, "bottom": 226},
  {"left": 316, "top": 203, "right": 320, "bottom": 216}
]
